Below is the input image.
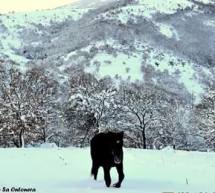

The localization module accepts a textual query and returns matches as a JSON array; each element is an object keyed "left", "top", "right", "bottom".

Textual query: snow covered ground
[{"left": 0, "top": 147, "right": 215, "bottom": 193}]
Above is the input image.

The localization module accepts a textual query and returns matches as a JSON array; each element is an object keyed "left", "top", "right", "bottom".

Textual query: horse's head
[{"left": 110, "top": 131, "right": 124, "bottom": 164}]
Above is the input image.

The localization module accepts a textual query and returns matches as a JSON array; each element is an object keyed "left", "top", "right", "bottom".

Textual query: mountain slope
[{"left": 0, "top": 0, "right": 215, "bottom": 102}]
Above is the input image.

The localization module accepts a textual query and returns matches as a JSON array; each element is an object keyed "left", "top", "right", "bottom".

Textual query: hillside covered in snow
[
  {"left": 0, "top": 0, "right": 214, "bottom": 100},
  {"left": 0, "top": 0, "right": 215, "bottom": 98}
]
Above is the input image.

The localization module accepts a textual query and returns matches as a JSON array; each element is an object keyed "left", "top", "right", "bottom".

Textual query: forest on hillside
[{"left": 0, "top": 61, "right": 214, "bottom": 151}]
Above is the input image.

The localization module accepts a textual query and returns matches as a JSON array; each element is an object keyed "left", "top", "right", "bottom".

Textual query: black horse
[{"left": 90, "top": 131, "right": 125, "bottom": 188}]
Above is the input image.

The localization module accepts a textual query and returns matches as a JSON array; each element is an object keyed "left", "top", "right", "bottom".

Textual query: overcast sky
[{"left": 0, "top": 0, "right": 76, "bottom": 13}]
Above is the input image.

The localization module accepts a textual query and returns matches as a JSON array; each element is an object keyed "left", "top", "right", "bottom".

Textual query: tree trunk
[
  {"left": 142, "top": 128, "right": 146, "bottom": 149},
  {"left": 42, "top": 128, "right": 46, "bottom": 143},
  {"left": 19, "top": 129, "right": 25, "bottom": 148}
]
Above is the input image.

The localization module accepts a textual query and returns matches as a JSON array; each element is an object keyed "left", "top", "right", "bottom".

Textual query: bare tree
[
  {"left": 0, "top": 64, "right": 58, "bottom": 147},
  {"left": 119, "top": 83, "right": 159, "bottom": 149},
  {"left": 195, "top": 90, "right": 215, "bottom": 150}
]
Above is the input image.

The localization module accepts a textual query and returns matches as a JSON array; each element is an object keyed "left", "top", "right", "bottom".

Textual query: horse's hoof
[
  {"left": 105, "top": 182, "right": 111, "bottom": 187},
  {"left": 113, "top": 183, "right": 121, "bottom": 188}
]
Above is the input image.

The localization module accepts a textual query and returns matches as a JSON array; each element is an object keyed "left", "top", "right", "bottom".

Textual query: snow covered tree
[
  {"left": 151, "top": 103, "right": 190, "bottom": 150},
  {"left": 0, "top": 64, "right": 59, "bottom": 147},
  {"left": 195, "top": 91, "right": 215, "bottom": 150},
  {"left": 118, "top": 83, "right": 161, "bottom": 149},
  {"left": 64, "top": 68, "right": 124, "bottom": 147},
  {"left": 63, "top": 69, "right": 101, "bottom": 147}
]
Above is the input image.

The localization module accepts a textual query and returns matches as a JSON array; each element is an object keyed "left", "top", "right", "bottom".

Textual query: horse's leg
[
  {"left": 91, "top": 161, "right": 99, "bottom": 180},
  {"left": 113, "top": 164, "right": 124, "bottom": 188},
  {"left": 103, "top": 166, "right": 111, "bottom": 187}
]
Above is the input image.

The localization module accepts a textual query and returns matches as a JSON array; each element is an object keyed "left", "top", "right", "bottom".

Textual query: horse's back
[{"left": 90, "top": 133, "right": 110, "bottom": 160}]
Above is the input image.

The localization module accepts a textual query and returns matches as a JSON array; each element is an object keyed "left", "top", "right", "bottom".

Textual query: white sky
[{"left": 0, "top": 0, "right": 76, "bottom": 13}]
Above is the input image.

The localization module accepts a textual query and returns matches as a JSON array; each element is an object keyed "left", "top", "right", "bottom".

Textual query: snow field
[
  {"left": 0, "top": 148, "right": 214, "bottom": 193},
  {"left": 85, "top": 52, "right": 143, "bottom": 81}
]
